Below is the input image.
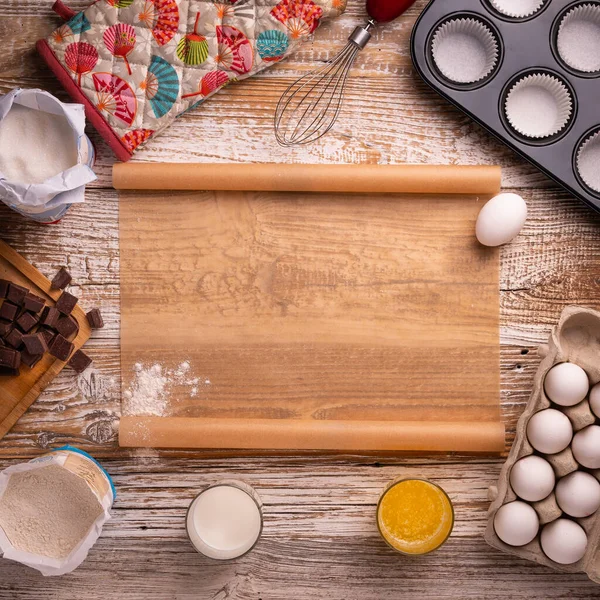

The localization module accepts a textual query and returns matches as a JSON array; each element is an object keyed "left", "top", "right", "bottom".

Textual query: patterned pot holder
[{"left": 37, "top": 0, "right": 346, "bottom": 160}]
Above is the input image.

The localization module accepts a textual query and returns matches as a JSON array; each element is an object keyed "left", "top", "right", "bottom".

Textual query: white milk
[
  {"left": 186, "top": 482, "right": 262, "bottom": 560},
  {"left": 0, "top": 103, "right": 78, "bottom": 184}
]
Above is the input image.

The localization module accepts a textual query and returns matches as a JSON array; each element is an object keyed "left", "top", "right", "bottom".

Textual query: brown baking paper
[
  {"left": 118, "top": 164, "right": 503, "bottom": 454},
  {"left": 113, "top": 163, "right": 502, "bottom": 195},
  {"left": 119, "top": 417, "right": 506, "bottom": 452}
]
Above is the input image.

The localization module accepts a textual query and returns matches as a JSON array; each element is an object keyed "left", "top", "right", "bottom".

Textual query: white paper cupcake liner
[
  {"left": 577, "top": 130, "right": 600, "bottom": 193},
  {"left": 557, "top": 4, "right": 600, "bottom": 73},
  {"left": 504, "top": 73, "right": 573, "bottom": 139},
  {"left": 431, "top": 18, "right": 499, "bottom": 84},
  {"left": 489, "top": 0, "right": 545, "bottom": 18}
]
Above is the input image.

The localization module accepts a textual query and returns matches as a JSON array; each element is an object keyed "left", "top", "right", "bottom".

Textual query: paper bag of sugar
[
  {"left": 0, "top": 88, "right": 97, "bottom": 223},
  {"left": 0, "top": 446, "right": 114, "bottom": 576}
]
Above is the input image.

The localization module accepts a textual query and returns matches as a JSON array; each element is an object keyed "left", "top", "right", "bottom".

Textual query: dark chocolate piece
[
  {"left": 0, "top": 320, "right": 11, "bottom": 337},
  {"left": 0, "top": 366, "right": 19, "bottom": 376},
  {"left": 39, "top": 328, "right": 56, "bottom": 347},
  {"left": 0, "top": 302, "right": 18, "bottom": 322},
  {"left": 6, "top": 283, "right": 28, "bottom": 305},
  {"left": 0, "top": 338, "right": 4, "bottom": 346},
  {"left": 20, "top": 349, "right": 43, "bottom": 369},
  {"left": 23, "top": 293, "right": 46, "bottom": 314},
  {"left": 16, "top": 311, "right": 38, "bottom": 333},
  {"left": 51, "top": 267, "right": 72, "bottom": 290},
  {"left": 86, "top": 308, "right": 104, "bottom": 329},
  {"left": 68, "top": 349, "right": 92, "bottom": 373},
  {"left": 49, "top": 334, "right": 74, "bottom": 361},
  {"left": 0, "top": 279, "right": 9, "bottom": 298},
  {"left": 4, "top": 328, "right": 23, "bottom": 349},
  {"left": 0, "top": 346, "right": 20, "bottom": 369},
  {"left": 55, "top": 315, "right": 79, "bottom": 339},
  {"left": 55, "top": 291, "right": 78, "bottom": 315},
  {"left": 40, "top": 306, "right": 60, "bottom": 328},
  {"left": 22, "top": 332, "right": 48, "bottom": 355}
]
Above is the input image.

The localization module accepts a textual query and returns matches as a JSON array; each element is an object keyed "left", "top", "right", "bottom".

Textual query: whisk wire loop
[{"left": 274, "top": 21, "right": 374, "bottom": 146}]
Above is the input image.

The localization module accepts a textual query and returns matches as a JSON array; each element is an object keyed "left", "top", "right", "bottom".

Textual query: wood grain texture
[
  {"left": 1, "top": 0, "right": 600, "bottom": 596},
  {"left": 0, "top": 240, "right": 91, "bottom": 439}
]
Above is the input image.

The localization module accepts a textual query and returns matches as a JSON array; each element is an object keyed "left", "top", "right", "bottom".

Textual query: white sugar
[
  {"left": 559, "top": 20, "right": 600, "bottom": 72},
  {"left": 0, "top": 104, "right": 78, "bottom": 184}
]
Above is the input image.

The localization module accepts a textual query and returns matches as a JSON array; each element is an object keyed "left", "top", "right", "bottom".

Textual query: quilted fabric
[{"left": 41, "top": 0, "right": 346, "bottom": 157}]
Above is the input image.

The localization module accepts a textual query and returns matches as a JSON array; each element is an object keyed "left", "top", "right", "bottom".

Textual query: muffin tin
[
  {"left": 485, "top": 306, "right": 600, "bottom": 582},
  {"left": 411, "top": 1, "right": 600, "bottom": 214}
]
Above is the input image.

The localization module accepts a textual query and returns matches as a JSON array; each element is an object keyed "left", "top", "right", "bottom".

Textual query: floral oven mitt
[{"left": 37, "top": 0, "right": 346, "bottom": 161}]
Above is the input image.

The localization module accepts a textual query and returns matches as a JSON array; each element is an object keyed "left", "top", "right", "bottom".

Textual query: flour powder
[{"left": 0, "top": 464, "right": 103, "bottom": 559}]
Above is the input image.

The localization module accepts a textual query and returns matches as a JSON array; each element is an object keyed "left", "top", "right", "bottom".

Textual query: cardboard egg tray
[
  {"left": 485, "top": 306, "right": 600, "bottom": 582},
  {"left": 411, "top": 0, "right": 600, "bottom": 214}
]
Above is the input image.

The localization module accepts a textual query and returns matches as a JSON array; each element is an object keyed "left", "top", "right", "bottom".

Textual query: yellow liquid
[{"left": 377, "top": 479, "right": 454, "bottom": 555}]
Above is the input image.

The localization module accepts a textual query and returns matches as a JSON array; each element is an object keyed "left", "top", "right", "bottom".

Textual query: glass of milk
[{"left": 186, "top": 480, "right": 263, "bottom": 560}]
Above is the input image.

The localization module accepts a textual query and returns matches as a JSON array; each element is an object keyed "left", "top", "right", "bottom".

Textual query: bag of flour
[
  {"left": 0, "top": 88, "right": 97, "bottom": 223},
  {"left": 0, "top": 446, "right": 114, "bottom": 576}
]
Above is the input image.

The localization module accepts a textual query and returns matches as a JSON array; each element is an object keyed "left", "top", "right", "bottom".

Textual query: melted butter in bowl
[{"left": 377, "top": 478, "right": 454, "bottom": 555}]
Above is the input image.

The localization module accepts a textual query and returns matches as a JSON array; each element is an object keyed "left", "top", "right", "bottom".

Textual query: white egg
[
  {"left": 475, "top": 192, "right": 527, "bottom": 247},
  {"left": 555, "top": 471, "right": 600, "bottom": 517},
  {"left": 526, "top": 408, "right": 573, "bottom": 454},
  {"left": 572, "top": 425, "right": 600, "bottom": 468},
  {"left": 589, "top": 382, "right": 600, "bottom": 418},
  {"left": 493, "top": 501, "right": 539, "bottom": 547},
  {"left": 509, "top": 456, "right": 555, "bottom": 502},
  {"left": 544, "top": 363, "right": 589, "bottom": 407},
  {"left": 540, "top": 519, "right": 587, "bottom": 564}
]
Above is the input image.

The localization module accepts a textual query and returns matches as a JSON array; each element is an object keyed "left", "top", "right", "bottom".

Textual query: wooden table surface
[{"left": 1, "top": 0, "right": 600, "bottom": 597}]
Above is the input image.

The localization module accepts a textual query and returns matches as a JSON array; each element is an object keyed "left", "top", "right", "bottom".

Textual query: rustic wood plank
[{"left": 2, "top": 0, "right": 600, "bottom": 595}]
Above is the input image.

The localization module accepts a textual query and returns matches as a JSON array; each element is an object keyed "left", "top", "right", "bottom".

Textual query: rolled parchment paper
[
  {"left": 113, "top": 163, "right": 502, "bottom": 195},
  {"left": 119, "top": 417, "right": 506, "bottom": 453}
]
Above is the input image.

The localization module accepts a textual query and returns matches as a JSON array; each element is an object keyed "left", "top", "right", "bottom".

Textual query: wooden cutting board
[
  {"left": 0, "top": 240, "right": 91, "bottom": 440},
  {"left": 118, "top": 167, "right": 503, "bottom": 452}
]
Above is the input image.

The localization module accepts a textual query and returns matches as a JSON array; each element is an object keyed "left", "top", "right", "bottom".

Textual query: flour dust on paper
[{"left": 122, "top": 360, "right": 211, "bottom": 416}]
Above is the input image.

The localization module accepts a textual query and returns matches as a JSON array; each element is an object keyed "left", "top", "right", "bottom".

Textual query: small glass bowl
[{"left": 376, "top": 477, "right": 454, "bottom": 556}]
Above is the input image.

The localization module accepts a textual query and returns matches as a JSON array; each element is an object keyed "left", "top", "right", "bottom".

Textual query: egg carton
[{"left": 486, "top": 306, "right": 600, "bottom": 582}]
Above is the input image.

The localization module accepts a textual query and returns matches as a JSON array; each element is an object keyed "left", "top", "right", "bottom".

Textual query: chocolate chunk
[
  {"left": 0, "top": 346, "right": 20, "bottom": 369},
  {"left": 23, "top": 293, "right": 46, "bottom": 314},
  {"left": 51, "top": 267, "right": 72, "bottom": 290},
  {"left": 4, "top": 328, "right": 23, "bottom": 349},
  {"left": 16, "top": 311, "right": 38, "bottom": 333},
  {"left": 20, "top": 350, "right": 43, "bottom": 369},
  {"left": 0, "top": 366, "right": 19, "bottom": 376},
  {"left": 86, "top": 308, "right": 104, "bottom": 329},
  {"left": 55, "top": 315, "right": 79, "bottom": 339},
  {"left": 68, "top": 349, "right": 92, "bottom": 373},
  {"left": 49, "top": 334, "right": 74, "bottom": 361},
  {"left": 40, "top": 306, "right": 60, "bottom": 328},
  {"left": 0, "top": 302, "right": 18, "bottom": 322},
  {"left": 22, "top": 332, "right": 48, "bottom": 355},
  {"left": 0, "top": 279, "right": 9, "bottom": 298},
  {"left": 6, "top": 283, "right": 28, "bottom": 305},
  {"left": 0, "top": 320, "right": 11, "bottom": 337},
  {"left": 55, "top": 291, "right": 78, "bottom": 315},
  {"left": 39, "top": 328, "right": 56, "bottom": 347}
]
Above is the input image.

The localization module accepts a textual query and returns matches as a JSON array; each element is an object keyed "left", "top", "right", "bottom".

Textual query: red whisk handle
[{"left": 366, "top": 0, "right": 417, "bottom": 23}]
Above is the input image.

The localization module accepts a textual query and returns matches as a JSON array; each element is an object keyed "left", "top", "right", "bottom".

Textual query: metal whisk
[
  {"left": 273, "top": 0, "right": 418, "bottom": 147},
  {"left": 274, "top": 21, "right": 375, "bottom": 147}
]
